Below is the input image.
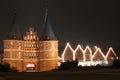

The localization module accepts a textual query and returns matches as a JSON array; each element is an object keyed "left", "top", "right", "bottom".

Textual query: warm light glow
[
  {"left": 30, "top": 31, "right": 32, "bottom": 34},
  {"left": 74, "top": 44, "right": 84, "bottom": 61},
  {"left": 84, "top": 45, "right": 92, "bottom": 61},
  {"left": 27, "top": 35, "right": 29, "bottom": 40},
  {"left": 30, "top": 36, "right": 32, "bottom": 39},
  {"left": 92, "top": 48, "right": 106, "bottom": 60},
  {"left": 52, "top": 44, "right": 55, "bottom": 49},
  {"left": 58, "top": 62, "right": 61, "bottom": 66},
  {"left": 60, "top": 42, "right": 115, "bottom": 66},
  {"left": 3, "top": 25, "right": 58, "bottom": 72},
  {"left": 34, "top": 35, "right": 36, "bottom": 40},
  {"left": 61, "top": 42, "right": 74, "bottom": 62},
  {"left": 24, "top": 36, "right": 26, "bottom": 40},
  {"left": 105, "top": 47, "right": 118, "bottom": 60},
  {"left": 10, "top": 42, "right": 13, "bottom": 46},
  {"left": 32, "top": 44, "right": 33, "bottom": 47},
  {"left": 94, "top": 46, "right": 98, "bottom": 49},
  {"left": 26, "top": 64, "right": 35, "bottom": 67},
  {"left": 24, "top": 27, "right": 39, "bottom": 41},
  {"left": 58, "top": 56, "right": 61, "bottom": 60},
  {"left": 58, "top": 56, "right": 62, "bottom": 66}
]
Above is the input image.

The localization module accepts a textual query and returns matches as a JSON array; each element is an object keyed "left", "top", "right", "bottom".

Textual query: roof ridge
[{"left": 40, "top": 9, "right": 57, "bottom": 41}]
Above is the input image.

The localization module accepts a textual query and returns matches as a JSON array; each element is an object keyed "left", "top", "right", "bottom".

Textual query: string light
[
  {"left": 105, "top": 47, "right": 118, "bottom": 60},
  {"left": 60, "top": 42, "right": 117, "bottom": 66},
  {"left": 61, "top": 42, "right": 74, "bottom": 62},
  {"left": 74, "top": 44, "right": 84, "bottom": 61},
  {"left": 84, "top": 45, "right": 92, "bottom": 61},
  {"left": 92, "top": 48, "right": 106, "bottom": 61}
]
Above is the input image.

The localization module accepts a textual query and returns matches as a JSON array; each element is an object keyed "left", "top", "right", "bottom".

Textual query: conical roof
[
  {"left": 5, "top": 10, "right": 22, "bottom": 40},
  {"left": 40, "top": 9, "right": 57, "bottom": 41}
]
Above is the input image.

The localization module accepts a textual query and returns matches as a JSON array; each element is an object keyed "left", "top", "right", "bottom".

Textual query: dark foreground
[{"left": 1, "top": 69, "right": 120, "bottom": 80}]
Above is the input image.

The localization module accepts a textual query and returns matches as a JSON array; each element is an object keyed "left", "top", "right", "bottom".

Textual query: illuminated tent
[
  {"left": 106, "top": 47, "right": 118, "bottom": 65},
  {"left": 84, "top": 46, "right": 92, "bottom": 61},
  {"left": 92, "top": 48, "right": 105, "bottom": 61},
  {"left": 74, "top": 45, "right": 84, "bottom": 62},
  {"left": 61, "top": 43, "right": 74, "bottom": 62}
]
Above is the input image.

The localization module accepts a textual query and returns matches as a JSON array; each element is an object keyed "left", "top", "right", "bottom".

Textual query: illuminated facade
[
  {"left": 3, "top": 10, "right": 119, "bottom": 72},
  {"left": 60, "top": 42, "right": 118, "bottom": 66},
  {"left": 3, "top": 11, "right": 58, "bottom": 72}
]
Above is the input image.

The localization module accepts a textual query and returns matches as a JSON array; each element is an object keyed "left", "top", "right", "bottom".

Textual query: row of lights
[{"left": 61, "top": 42, "right": 118, "bottom": 62}]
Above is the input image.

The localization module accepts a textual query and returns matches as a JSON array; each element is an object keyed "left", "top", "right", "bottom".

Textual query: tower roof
[
  {"left": 5, "top": 9, "right": 22, "bottom": 40},
  {"left": 40, "top": 9, "right": 57, "bottom": 41}
]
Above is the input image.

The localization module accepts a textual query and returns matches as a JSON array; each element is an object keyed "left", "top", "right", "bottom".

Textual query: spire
[
  {"left": 5, "top": 8, "right": 22, "bottom": 40},
  {"left": 40, "top": 9, "right": 57, "bottom": 41}
]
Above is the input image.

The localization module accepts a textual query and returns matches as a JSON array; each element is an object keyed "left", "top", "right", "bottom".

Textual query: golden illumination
[
  {"left": 74, "top": 44, "right": 84, "bottom": 61},
  {"left": 61, "top": 42, "right": 74, "bottom": 62},
  {"left": 94, "top": 46, "right": 98, "bottom": 49},
  {"left": 3, "top": 23, "right": 118, "bottom": 72},
  {"left": 10, "top": 42, "right": 13, "bottom": 46},
  {"left": 92, "top": 48, "right": 106, "bottom": 60},
  {"left": 84, "top": 45, "right": 92, "bottom": 61},
  {"left": 4, "top": 27, "right": 58, "bottom": 72},
  {"left": 105, "top": 47, "right": 117, "bottom": 59},
  {"left": 60, "top": 42, "right": 117, "bottom": 66}
]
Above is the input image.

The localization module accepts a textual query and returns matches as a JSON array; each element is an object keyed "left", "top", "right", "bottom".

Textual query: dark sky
[{"left": 0, "top": 0, "right": 120, "bottom": 53}]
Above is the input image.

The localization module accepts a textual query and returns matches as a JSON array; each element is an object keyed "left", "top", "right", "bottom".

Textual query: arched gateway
[{"left": 26, "top": 64, "right": 36, "bottom": 72}]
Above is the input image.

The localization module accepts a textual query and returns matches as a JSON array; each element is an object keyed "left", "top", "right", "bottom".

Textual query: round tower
[
  {"left": 39, "top": 9, "right": 58, "bottom": 71},
  {"left": 4, "top": 40, "right": 23, "bottom": 72},
  {"left": 3, "top": 11, "right": 24, "bottom": 72}
]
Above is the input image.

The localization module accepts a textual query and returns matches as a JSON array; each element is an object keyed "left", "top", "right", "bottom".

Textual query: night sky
[{"left": 0, "top": 0, "right": 120, "bottom": 54}]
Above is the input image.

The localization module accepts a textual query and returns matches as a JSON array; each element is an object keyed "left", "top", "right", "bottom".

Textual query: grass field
[{"left": 1, "top": 69, "right": 120, "bottom": 80}]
